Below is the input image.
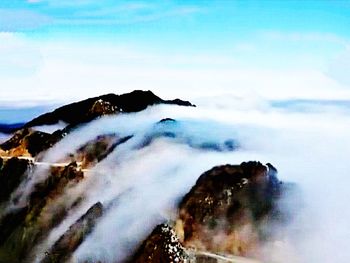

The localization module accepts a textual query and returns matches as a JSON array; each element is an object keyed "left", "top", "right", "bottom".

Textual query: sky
[
  {"left": 1, "top": 2, "right": 350, "bottom": 261},
  {"left": 1, "top": 0, "right": 350, "bottom": 104}
]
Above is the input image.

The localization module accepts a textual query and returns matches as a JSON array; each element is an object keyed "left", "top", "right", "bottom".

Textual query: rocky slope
[
  {"left": 132, "top": 162, "right": 284, "bottom": 262},
  {"left": 24, "top": 90, "right": 194, "bottom": 128},
  {"left": 0, "top": 90, "right": 292, "bottom": 263},
  {"left": 0, "top": 90, "right": 194, "bottom": 159}
]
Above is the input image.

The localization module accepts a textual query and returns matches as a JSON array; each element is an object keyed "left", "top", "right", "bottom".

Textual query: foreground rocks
[
  {"left": 130, "top": 162, "right": 284, "bottom": 262},
  {"left": 0, "top": 157, "right": 32, "bottom": 203},
  {"left": 0, "top": 161, "right": 84, "bottom": 263},
  {"left": 176, "top": 162, "right": 281, "bottom": 257},
  {"left": 40, "top": 202, "right": 103, "bottom": 263},
  {"left": 130, "top": 224, "right": 188, "bottom": 263}
]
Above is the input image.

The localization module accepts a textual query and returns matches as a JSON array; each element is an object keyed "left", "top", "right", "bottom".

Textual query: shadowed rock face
[
  {"left": 0, "top": 90, "right": 194, "bottom": 158},
  {"left": 40, "top": 202, "right": 103, "bottom": 263},
  {"left": 69, "top": 134, "right": 132, "bottom": 168},
  {"left": 0, "top": 162, "right": 84, "bottom": 263},
  {"left": 0, "top": 128, "right": 57, "bottom": 157},
  {"left": 130, "top": 224, "right": 188, "bottom": 263},
  {"left": 24, "top": 90, "right": 194, "bottom": 128},
  {"left": 0, "top": 123, "right": 25, "bottom": 134},
  {"left": 176, "top": 162, "right": 282, "bottom": 257},
  {"left": 129, "top": 162, "right": 284, "bottom": 262},
  {"left": 0, "top": 128, "right": 31, "bottom": 153},
  {"left": 0, "top": 157, "right": 32, "bottom": 203}
]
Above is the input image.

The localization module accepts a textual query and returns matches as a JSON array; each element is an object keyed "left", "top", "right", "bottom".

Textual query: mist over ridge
[{"left": 0, "top": 90, "right": 349, "bottom": 263}]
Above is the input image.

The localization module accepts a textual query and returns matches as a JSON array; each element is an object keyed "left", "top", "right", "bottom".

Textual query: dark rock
[
  {"left": 0, "top": 162, "right": 85, "bottom": 262},
  {"left": 25, "top": 90, "right": 194, "bottom": 128},
  {"left": 130, "top": 224, "right": 188, "bottom": 263},
  {"left": 24, "top": 131, "right": 53, "bottom": 156},
  {"left": 0, "top": 207, "right": 28, "bottom": 247},
  {"left": 0, "top": 157, "right": 32, "bottom": 203},
  {"left": 0, "top": 123, "right": 25, "bottom": 134},
  {"left": 158, "top": 118, "right": 176, "bottom": 123},
  {"left": 0, "top": 129, "right": 52, "bottom": 157},
  {"left": 28, "top": 162, "right": 84, "bottom": 203},
  {"left": 74, "top": 134, "right": 132, "bottom": 168},
  {"left": 40, "top": 202, "right": 103, "bottom": 263},
  {"left": 0, "top": 128, "right": 31, "bottom": 151},
  {"left": 1, "top": 91, "right": 193, "bottom": 157}
]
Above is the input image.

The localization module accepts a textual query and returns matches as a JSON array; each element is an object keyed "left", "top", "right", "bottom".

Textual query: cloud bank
[{"left": 3, "top": 97, "right": 346, "bottom": 263}]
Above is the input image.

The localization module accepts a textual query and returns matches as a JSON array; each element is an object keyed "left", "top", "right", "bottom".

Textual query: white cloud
[
  {"left": 18, "top": 99, "right": 350, "bottom": 263},
  {"left": 260, "top": 30, "right": 349, "bottom": 45},
  {"left": 1, "top": 36, "right": 350, "bottom": 105},
  {"left": 327, "top": 46, "right": 350, "bottom": 87},
  {"left": 0, "top": 33, "right": 42, "bottom": 76}
]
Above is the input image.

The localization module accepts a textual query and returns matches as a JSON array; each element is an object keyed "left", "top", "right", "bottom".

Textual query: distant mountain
[
  {"left": 24, "top": 90, "right": 195, "bottom": 128},
  {"left": 0, "top": 123, "right": 25, "bottom": 134}
]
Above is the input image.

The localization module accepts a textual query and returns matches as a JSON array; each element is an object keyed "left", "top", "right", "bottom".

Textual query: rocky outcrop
[
  {"left": 176, "top": 162, "right": 281, "bottom": 257},
  {"left": 0, "top": 157, "right": 32, "bottom": 203},
  {"left": 0, "top": 162, "right": 84, "bottom": 262},
  {"left": 129, "top": 162, "right": 284, "bottom": 262},
  {"left": 0, "top": 128, "right": 31, "bottom": 153},
  {"left": 0, "top": 91, "right": 193, "bottom": 158},
  {"left": 130, "top": 224, "right": 189, "bottom": 263},
  {"left": 40, "top": 202, "right": 103, "bottom": 263},
  {"left": 87, "top": 99, "right": 120, "bottom": 119},
  {"left": 70, "top": 134, "right": 132, "bottom": 168},
  {"left": 140, "top": 119, "right": 238, "bottom": 152},
  {"left": 0, "top": 128, "right": 53, "bottom": 157}
]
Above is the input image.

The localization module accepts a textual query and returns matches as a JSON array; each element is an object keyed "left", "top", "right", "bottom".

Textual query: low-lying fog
[{"left": 5, "top": 96, "right": 349, "bottom": 263}]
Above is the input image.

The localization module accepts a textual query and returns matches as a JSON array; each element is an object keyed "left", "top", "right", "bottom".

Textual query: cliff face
[
  {"left": 176, "top": 162, "right": 281, "bottom": 257},
  {"left": 0, "top": 157, "right": 32, "bottom": 203},
  {"left": 131, "top": 162, "right": 284, "bottom": 262}
]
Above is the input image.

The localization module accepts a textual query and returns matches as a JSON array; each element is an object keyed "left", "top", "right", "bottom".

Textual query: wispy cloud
[
  {"left": 327, "top": 46, "right": 350, "bottom": 87},
  {"left": 55, "top": 3, "right": 203, "bottom": 25},
  {"left": 4, "top": 1, "right": 203, "bottom": 30},
  {"left": 260, "top": 30, "right": 349, "bottom": 45}
]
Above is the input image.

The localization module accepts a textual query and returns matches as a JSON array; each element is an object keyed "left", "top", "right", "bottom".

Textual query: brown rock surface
[
  {"left": 176, "top": 162, "right": 281, "bottom": 257},
  {"left": 130, "top": 224, "right": 188, "bottom": 263}
]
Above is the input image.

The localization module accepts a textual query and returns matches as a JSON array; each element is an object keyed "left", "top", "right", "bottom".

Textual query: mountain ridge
[{"left": 24, "top": 90, "right": 195, "bottom": 128}]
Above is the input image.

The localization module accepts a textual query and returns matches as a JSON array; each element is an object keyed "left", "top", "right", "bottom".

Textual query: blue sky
[
  {"left": 0, "top": 1, "right": 350, "bottom": 103},
  {"left": 2, "top": 1, "right": 349, "bottom": 48}
]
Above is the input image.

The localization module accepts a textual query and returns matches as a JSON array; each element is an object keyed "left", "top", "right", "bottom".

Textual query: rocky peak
[
  {"left": 176, "top": 161, "right": 282, "bottom": 257},
  {"left": 87, "top": 99, "right": 120, "bottom": 119},
  {"left": 130, "top": 224, "right": 189, "bottom": 263},
  {"left": 24, "top": 90, "right": 194, "bottom": 128}
]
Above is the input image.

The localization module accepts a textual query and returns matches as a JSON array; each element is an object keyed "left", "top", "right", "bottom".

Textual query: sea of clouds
[{"left": 3, "top": 96, "right": 350, "bottom": 263}]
